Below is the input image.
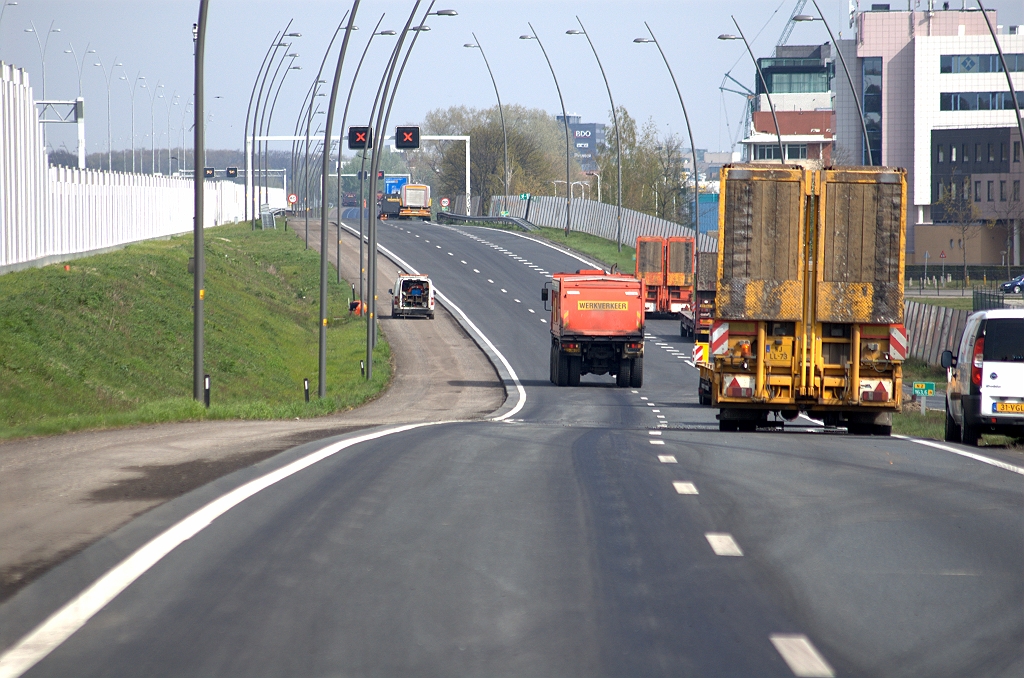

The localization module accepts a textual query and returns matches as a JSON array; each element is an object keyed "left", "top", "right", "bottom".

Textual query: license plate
[{"left": 995, "top": 402, "right": 1024, "bottom": 413}]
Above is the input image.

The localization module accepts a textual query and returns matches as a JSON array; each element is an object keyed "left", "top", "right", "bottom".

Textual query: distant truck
[
  {"left": 341, "top": 192, "right": 359, "bottom": 207},
  {"left": 680, "top": 251, "right": 717, "bottom": 341},
  {"left": 542, "top": 270, "right": 645, "bottom": 387},
  {"left": 703, "top": 164, "right": 907, "bottom": 434},
  {"left": 389, "top": 274, "right": 434, "bottom": 319},
  {"left": 635, "top": 235, "right": 695, "bottom": 317},
  {"left": 398, "top": 184, "right": 431, "bottom": 220}
]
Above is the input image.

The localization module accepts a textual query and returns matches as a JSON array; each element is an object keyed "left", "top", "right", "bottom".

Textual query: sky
[{"left": 2, "top": 0, "right": 1022, "bottom": 162}]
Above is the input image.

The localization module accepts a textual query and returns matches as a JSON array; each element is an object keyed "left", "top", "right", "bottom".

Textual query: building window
[
  {"left": 754, "top": 144, "right": 782, "bottom": 160},
  {"left": 1014, "top": 180, "right": 1021, "bottom": 201},
  {"left": 975, "top": 180, "right": 982, "bottom": 201},
  {"left": 937, "top": 181, "right": 945, "bottom": 200},
  {"left": 862, "top": 57, "right": 882, "bottom": 165},
  {"left": 1001, "top": 143, "right": 1007, "bottom": 161},
  {"left": 987, "top": 180, "right": 994, "bottom": 201},
  {"left": 1015, "top": 141, "right": 1021, "bottom": 162},
  {"left": 937, "top": 145, "right": 944, "bottom": 163},
  {"left": 976, "top": 144, "right": 982, "bottom": 162},
  {"left": 939, "top": 91, "right": 1024, "bottom": 111},
  {"left": 786, "top": 144, "right": 808, "bottom": 160},
  {"left": 950, "top": 145, "right": 957, "bottom": 162},
  {"left": 1000, "top": 180, "right": 1007, "bottom": 201},
  {"left": 963, "top": 144, "right": 969, "bottom": 163},
  {"left": 940, "top": 53, "right": 1024, "bottom": 73},
  {"left": 989, "top": 144, "right": 995, "bottom": 162}
]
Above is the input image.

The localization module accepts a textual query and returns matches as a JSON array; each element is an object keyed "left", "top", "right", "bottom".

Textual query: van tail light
[{"left": 971, "top": 337, "right": 984, "bottom": 387}]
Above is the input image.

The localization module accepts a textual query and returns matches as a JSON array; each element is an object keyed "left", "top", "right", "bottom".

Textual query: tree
[{"left": 934, "top": 169, "right": 986, "bottom": 293}]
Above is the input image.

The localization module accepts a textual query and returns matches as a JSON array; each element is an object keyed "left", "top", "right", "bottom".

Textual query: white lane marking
[
  {"left": 514, "top": 299, "right": 521, "bottom": 303},
  {"left": 705, "top": 533, "right": 743, "bottom": 556},
  {"left": 647, "top": 403, "right": 655, "bottom": 407},
  {"left": 528, "top": 309, "right": 535, "bottom": 314},
  {"left": 640, "top": 397, "right": 648, "bottom": 400},
  {"left": 501, "top": 289, "right": 507, "bottom": 293},
  {"left": 684, "top": 359, "right": 696, "bottom": 367},
  {"left": 338, "top": 223, "right": 527, "bottom": 423},
  {"left": 657, "top": 415, "right": 666, "bottom": 419},
  {"left": 487, "top": 279, "right": 494, "bottom": 283},
  {"left": 545, "top": 275, "right": 553, "bottom": 278},
  {"left": 650, "top": 440, "right": 666, "bottom": 445},
  {"left": 799, "top": 413, "right": 825, "bottom": 426},
  {"left": 461, "top": 260, "right": 467, "bottom": 264},
  {"left": 673, "top": 482, "right": 698, "bottom": 495},
  {"left": 770, "top": 635, "right": 835, "bottom": 677},
  {"left": 473, "top": 269, "right": 480, "bottom": 273},
  {"left": 415, "top": 234, "right": 420, "bottom": 238},
  {"left": 649, "top": 431, "right": 662, "bottom": 436},
  {"left": 894, "top": 436, "right": 1024, "bottom": 476},
  {"left": 448, "top": 252, "right": 454, "bottom": 256},
  {"left": 0, "top": 421, "right": 440, "bottom": 678},
  {"left": 631, "top": 390, "right": 639, "bottom": 394},
  {"left": 479, "top": 228, "right": 603, "bottom": 270},
  {"left": 658, "top": 455, "right": 678, "bottom": 463},
  {"left": 541, "top": 319, "right": 547, "bottom": 323}
]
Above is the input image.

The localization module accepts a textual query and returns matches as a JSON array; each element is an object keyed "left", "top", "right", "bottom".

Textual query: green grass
[
  {"left": 531, "top": 228, "right": 636, "bottom": 273},
  {"left": 908, "top": 296, "right": 975, "bottom": 310},
  {"left": 0, "top": 222, "right": 389, "bottom": 440},
  {"left": 892, "top": 408, "right": 945, "bottom": 439},
  {"left": 902, "top": 357, "right": 947, "bottom": 389}
]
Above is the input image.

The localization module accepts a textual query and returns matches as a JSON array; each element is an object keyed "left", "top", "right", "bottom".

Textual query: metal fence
[
  {"left": 489, "top": 194, "right": 718, "bottom": 253},
  {"left": 1, "top": 61, "right": 282, "bottom": 272},
  {"left": 972, "top": 289, "right": 1006, "bottom": 312}
]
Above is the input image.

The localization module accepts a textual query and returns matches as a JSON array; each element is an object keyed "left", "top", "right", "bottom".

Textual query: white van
[
  {"left": 941, "top": 309, "right": 1024, "bottom": 445},
  {"left": 389, "top": 274, "right": 435, "bottom": 320}
]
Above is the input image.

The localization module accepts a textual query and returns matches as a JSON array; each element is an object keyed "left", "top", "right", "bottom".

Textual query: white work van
[
  {"left": 942, "top": 309, "right": 1024, "bottom": 445},
  {"left": 389, "top": 274, "right": 434, "bottom": 319}
]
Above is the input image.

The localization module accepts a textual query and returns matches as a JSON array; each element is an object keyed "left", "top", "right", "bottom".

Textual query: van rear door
[{"left": 981, "top": 318, "right": 1024, "bottom": 420}]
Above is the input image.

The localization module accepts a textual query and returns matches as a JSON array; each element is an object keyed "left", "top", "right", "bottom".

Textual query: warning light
[
  {"left": 348, "top": 126, "right": 372, "bottom": 150},
  {"left": 203, "top": 167, "right": 215, "bottom": 178},
  {"left": 226, "top": 167, "right": 238, "bottom": 178},
  {"left": 395, "top": 125, "right": 420, "bottom": 149}
]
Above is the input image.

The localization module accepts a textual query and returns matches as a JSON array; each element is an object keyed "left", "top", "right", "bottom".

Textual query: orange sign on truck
[{"left": 542, "top": 270, "right": 645, "bottom": 388}]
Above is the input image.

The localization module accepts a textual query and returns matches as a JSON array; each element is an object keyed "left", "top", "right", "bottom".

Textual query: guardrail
[{"left": 436, "top": 211, "right": 537, "bottom": 231}]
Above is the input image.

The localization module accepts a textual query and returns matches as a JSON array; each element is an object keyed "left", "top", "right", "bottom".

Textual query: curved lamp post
[
  {"left": 64, "top": 42, "right": 95, "bottom": 97},
  {"left": 567, "top": 18, "right": 622, "bottom": 250},
  {"left": 464, "top": 33, "right": 508, "bottom": 219},
  {"left": 521, "top": 24, "right": 572, "bottom": 236},
  {"left": 93, "top": 56, "right": 122, "bottom": 171},
  {"left": 794, "top": 1, "right": 873, "bottom": 166},
  {"left": 718, "top": 17, "right": 784, "bottom": 165},
  {"left": 976, "top": 0, "right": 1024, "bottom": 172},
  {"left": 119, "top": 70, "right": 145, "bottom": 172},
  {"left": 141, "top": 80, "right": 163, "bottom": 173}
]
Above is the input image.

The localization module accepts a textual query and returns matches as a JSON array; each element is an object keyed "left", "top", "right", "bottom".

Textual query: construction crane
[{"left": 775, "top": 0, "right": 809, "bottom": 53}]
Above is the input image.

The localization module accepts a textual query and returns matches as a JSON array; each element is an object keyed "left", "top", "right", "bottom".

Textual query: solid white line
[
  {"left": 769, "top": 634, "right": 835, "bottom": 677},
  {"left": 705, "top": 533, "right": 743, "bottom": 556},
  {"left": 658, "top": 455, "right": 678, "bottom": 463},
  {"left": 650, "top": 440, "right": 666, "bottom": 445},
  {"left": 799, "top": 413, "right": 825, "bottom": 426},
  {"left": 673, "top": 482, "right": 698, "bottom": 495},
  {"left": 893, "top": 435, "right": 1024, "bottom": 476},
  {"left": 0, "top": 422, "right": 439, "bottom": 678}
]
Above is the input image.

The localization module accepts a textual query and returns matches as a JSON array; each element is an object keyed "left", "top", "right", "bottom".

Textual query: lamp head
[
  {"left": 633, "top": 37, "right": 654, "bottom": 43},
  {"left": 566, "top": 29, "right": 584, "bottom": 35},
  {"left": 412, "top": 25, "right": 430, "bottom": 31},
  {"left": 433, "top": 9, "right": 458, "bottom": 16},
  {"left": 378, "top": 30, "right": 397, "bottom": 36},
  {"left": 519, "top": 35, "right": 534, "bottom": 40},
  {"left": 718, "top": 34, "right": 740, "bottom": 40},
  {"left": 464, "top": 43, "right": 478, "bottom": 48},
  {"left": 285, "top": 32, "right": 301, "bottom": 37}
]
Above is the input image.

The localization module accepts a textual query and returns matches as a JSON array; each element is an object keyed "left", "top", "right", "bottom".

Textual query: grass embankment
[
  {"left": 0, "top": 222, "right": 389, "bottom": 440},
  {"left": 907, "top": 295, "right": 974, "bottom": 310},
  {"left": 533, "top": 227, "right": 636, "bottom": 273}
]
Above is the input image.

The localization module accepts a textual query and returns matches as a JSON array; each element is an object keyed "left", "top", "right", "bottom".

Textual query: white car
[
  {"left": 389, "top": 275, "right": 435, "bottom": 320},
  {"left": 941, "top": 309, "right": 1024, "bottom": 445}
]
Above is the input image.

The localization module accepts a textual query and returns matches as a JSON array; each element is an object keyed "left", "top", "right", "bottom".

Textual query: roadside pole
[{"left": 193, "top": 1, "right": 209, "bottom": 404}]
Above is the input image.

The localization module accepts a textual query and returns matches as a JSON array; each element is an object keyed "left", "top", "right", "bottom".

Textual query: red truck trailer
[
  {"left": 541, "top": 270, "right": 646, "bottom": 387},
  {"left": 635, "top": 235, "right": 695, "bottom": 317}
]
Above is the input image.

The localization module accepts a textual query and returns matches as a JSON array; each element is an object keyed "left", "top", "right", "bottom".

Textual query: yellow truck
[{"left": 704, "top": 164, "right": 907, "bottom": 435}]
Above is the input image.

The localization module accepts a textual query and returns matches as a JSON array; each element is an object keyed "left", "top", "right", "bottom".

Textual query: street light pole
[
  {"left": 976, "top": 0, "right": 1024, "bottom": 171},
  {"left": 634, "top": 23, "right": 701, "bottom": 248},
  {"left": 24, "top": 21, "right": 60, "bottom": 147},
  {"left": 120, "top": 70, "right": 145, "bottom": 172},
  {"left": 93, "top": 56, "right": 121, "bottom": 171},
  {"left": 142, "top": 80, "right": 163, "bottom": 174},
  {"left": 521, "top": 24, "right": 572, "bottom": 236},
  {"left": 464, "top": 33, "right": 508, "bottom": 219},
  {"left": 718, "top": 18, "right": 785, "bottom": 165},
  {"left": 243, "top": 25, "right": 290, "bottom": 226},
  {"left": 258, "top": 43, "right": 295, "bottom": 211},
  {"left": 193, "top": 2, "right": 209, "bottom": 405},
  {"left": 0, "top": 2, "right": 18, "bottom": 46},
  {"left": 794, "top": 2, "right": 873, "bottom": 166},
  {"left": 264, "top": 57, "right": 302, "bottom": 201},
  {"left": 338, "top": 16, "right": 394, "bottom": 283},
  {"left": 64, "top": 42, "right": 95, "bottom": 98},
  {"left": 568, "top": 18, "right": 622, "bottom": 250},
  {"left": 318, "top": 1, "right": 362, "bottom": 399}
]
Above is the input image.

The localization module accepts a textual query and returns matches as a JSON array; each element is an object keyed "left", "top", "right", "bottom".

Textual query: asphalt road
[{"left": 1, "top": 221, "right": 1021, "bottom": 677}]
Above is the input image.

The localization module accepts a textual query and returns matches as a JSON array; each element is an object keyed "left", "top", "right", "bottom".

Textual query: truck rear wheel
[
  {"left": 556, "top": 350, "right": 569, "bottom": 386},
  {"left": 568, "top": 356, "right": 581, "bottom": 386},
  {"left": 616, "top": 359, "right": 631, "bottom": 388},
  {"left": 629, "top": 357, "right": 643, "bottom": 388}
]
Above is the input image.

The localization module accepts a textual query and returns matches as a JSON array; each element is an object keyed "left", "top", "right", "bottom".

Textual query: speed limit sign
[
  {"left": 287, "top": 193, "right": 298, "bottom": 205},
  {"left": 440, "top": 197, "right": 450, "bottom": 207}
]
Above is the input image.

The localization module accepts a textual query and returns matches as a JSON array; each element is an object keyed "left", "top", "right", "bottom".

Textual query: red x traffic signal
[
  {"left": 395, "top": 126, "right": 420, "bottom": 149},
  {"left": 348, "top": 126, "right": 372, "bottom": 150}
]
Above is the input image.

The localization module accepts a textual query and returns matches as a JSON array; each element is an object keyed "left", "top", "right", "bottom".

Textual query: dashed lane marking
[
  {"left": 647, "top": 403, "right": 655, "bottom": 407},
  {"left": 473, "top": 269, "right": 480, "bottom": 273},
  {"left": 649, "top": 431, "right": 662, "bottom": 435},
  {"left": 528, "top": 309, "right": 535, "bottom": 314},
  {"left": 640, "top": 397, "right": 648, "bottom": 400},
  {"left": 658, "top": 455, "right": 678, "bottom": 463},
  {"left": 541, "top": 319, "right": 547, "bottom": 323},
  {"left": 461, "top": 260, "right": 467, "bottom": 264},
  {"left": 652, "top": 409, "right": 661, "bottom": 413},
  {"left": 769, "top": 635, "right": 835, "bottom": 678},
  {"left": 657, "top": 415, "right": 666, "bottom": 419},
  {"left": 673, "top": 482, "right": 698, "bottom": 495},
  {"left": 705, "top": 533, "right": 743, "bottom": 556},
  {"left": 487, "top": 279, "right": 494, "bottom": 283},
  {"left": 650, "top": 440, "right": 666, "bottom": 445},
  {"left": 514, "top": 299, "right": 521, "bottom": 303},
  {"left": 501, "top": 289, "right": 507, "bottom": 293}
]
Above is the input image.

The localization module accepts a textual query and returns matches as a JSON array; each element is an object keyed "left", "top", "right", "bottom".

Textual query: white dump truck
[{"left": 389, "top": 274, "right": 435, "bottom": 319}]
